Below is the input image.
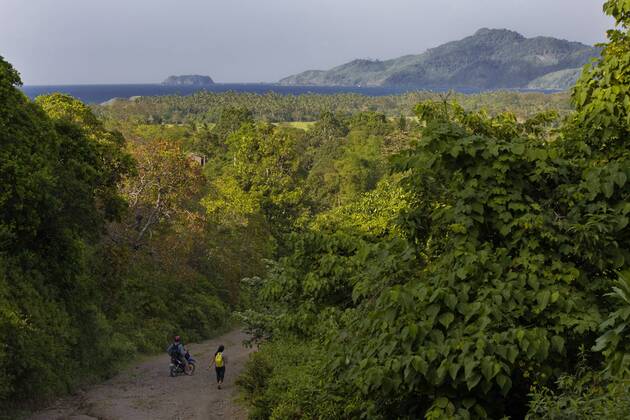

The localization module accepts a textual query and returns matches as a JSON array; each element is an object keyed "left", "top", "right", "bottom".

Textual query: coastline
[{"left": 20, "top": 83, "right": 562, "bottom": 105}]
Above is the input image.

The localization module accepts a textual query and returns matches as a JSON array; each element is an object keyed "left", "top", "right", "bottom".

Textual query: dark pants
[{"left": 215, "top": 366, "right": 225, "bottom": 382}]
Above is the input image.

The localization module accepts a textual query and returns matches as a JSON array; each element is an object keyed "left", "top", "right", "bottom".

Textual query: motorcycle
[{"left": 169, "top": 350, "right": 196, "bottom": 377}]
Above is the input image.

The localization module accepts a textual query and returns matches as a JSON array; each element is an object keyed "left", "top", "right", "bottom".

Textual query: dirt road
[{"left": 30, "top": 329, "right": 254, "bottom": 420}]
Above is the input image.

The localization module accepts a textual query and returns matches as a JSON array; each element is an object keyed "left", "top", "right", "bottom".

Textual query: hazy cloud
[{"left": 0, "top": 0, "right": 613, "bottom": 84}]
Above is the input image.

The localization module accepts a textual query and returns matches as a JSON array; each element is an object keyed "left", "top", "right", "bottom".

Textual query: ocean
[{"left": 20, "top": 83, "right": 552, "bottom": 105}]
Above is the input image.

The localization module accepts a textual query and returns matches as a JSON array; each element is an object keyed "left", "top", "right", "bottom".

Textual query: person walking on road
[{"left": 209, "top": 344, "right": 227, "bottom": 389}]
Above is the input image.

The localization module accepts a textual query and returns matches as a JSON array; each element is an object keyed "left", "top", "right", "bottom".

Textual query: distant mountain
[
  {"left": 162, "top": 75, "right": 214, "bottom": 86},
  {"left": 279, "top": 29, "right": 599, "bottom": 90}
]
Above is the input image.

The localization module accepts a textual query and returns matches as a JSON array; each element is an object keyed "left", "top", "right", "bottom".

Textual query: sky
[{"left": 0, "top": 0, "right": 614, "bottom": 85}]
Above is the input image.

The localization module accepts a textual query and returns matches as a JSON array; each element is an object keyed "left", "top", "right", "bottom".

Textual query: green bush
[
  {"left": 237, "top": 339, "right": 346, "bottom": 420},
  {"left": 528, "top": 368, "right": 630, "bottom": 419}
]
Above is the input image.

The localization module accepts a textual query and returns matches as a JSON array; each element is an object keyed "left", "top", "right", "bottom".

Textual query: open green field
[{"left": 274, "top": 121, "right": 316, "bottom": 130}]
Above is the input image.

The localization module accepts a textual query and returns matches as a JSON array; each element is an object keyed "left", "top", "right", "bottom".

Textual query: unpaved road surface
[{"left": 30, "top": 329, "right": 254, "bottom": 420}]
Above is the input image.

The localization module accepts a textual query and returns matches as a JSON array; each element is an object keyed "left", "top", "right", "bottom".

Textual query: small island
[{"left": 161, "top": 75, "right": 214, "bottom": 86}]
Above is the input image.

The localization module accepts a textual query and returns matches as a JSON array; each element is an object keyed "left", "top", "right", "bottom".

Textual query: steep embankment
[{"left": 29, "top": 329, "right": 253, "bottom": 420}]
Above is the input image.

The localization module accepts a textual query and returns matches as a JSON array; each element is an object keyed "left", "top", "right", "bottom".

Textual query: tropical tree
[{"left": 0, "top": 59, "right": 132, "bottom": 403}]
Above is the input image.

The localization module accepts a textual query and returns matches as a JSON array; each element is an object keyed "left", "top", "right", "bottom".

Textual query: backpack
[
  {"left": 169, "top": 343, "right": 180, "bottom": 359},
  {"left": 215, "top": 352, "right": 224, "bottom": 367}
]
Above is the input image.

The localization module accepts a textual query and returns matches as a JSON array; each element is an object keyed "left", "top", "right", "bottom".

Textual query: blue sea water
[{"left": 20, "top": 83, "right": 555, "bottom": 105}]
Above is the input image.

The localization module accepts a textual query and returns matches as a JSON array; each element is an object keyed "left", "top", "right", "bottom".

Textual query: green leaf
[
  {"left": 464, "top": 358, "right": 478, "bottom": 380},
  {"left": 445, "top": 294, "right": 458, "bottom": 310},
  {"left": 466, "top": 373, "right": 482, "bottom": 391},
  {"left": 614, "top": 171, "right": 627, "bottom": 187},
  {"left": 602, "top": 181, "right": 615, "bottom": 198},
  {"left": 449, "top": 144, "right": 462, "bottom": 157},
  {"left": 536, "top": 290, "right": 551, "bottom": 311},
  {"left": 462, "top": 398, "right": 476, "bottom": 409},
  {"left": 481, "top": 358, "right": 495, "bottom": 382},
  {"left": 412, "top": 356, "right": 428, "bottom": 375},
  {"left": 496, "top": 374, "right": 512, "bottom": 395},
  {"left": 449, "top": 362, "right": 461, "bottom": 381},
  {"left": 507, "top": 346, "right": 519, "bottom": 363},
  {"left": 439, "top": 312, "right": 455, "bottom": 328},
  {"left": 551, "top": 336, "right": 565, "bottom": 353}
]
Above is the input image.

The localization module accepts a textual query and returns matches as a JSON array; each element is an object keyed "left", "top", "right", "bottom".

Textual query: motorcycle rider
[{"left": 166, "top": 335, "right": 188, "bottom": 372}]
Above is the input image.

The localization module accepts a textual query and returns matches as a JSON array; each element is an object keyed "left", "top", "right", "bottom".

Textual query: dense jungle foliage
[
  {"left": 2, "top": 2, "right": 629, "bottom": 418},
  {"left": 0, "top": 60, "right": 239, "bottom": 410},
  {"left": 94, "top": 89, "right": 572, "bottom": 125},
  {"left": 235, "top": 1, "right": 630, "bottom": 419}
]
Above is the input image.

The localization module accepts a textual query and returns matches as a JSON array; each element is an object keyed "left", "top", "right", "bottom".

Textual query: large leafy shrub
[{"left": 237, "top": 339, "right": 346, "bottom": 420}]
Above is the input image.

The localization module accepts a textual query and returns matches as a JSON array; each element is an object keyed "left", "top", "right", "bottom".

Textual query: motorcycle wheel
[
  {"left": 186, "top": 362, "right": 196, "bottom": 375},
  {"left": 170, "top": 365, "right": 176, "bottom": 377}
]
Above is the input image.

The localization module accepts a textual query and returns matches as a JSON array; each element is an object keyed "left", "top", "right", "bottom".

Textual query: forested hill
[
  {"left": 279, "top": 28, "right": 598, "bottom": 89},
  {"left": 162, "top": 75, "right": 214, "bottom": 86}
]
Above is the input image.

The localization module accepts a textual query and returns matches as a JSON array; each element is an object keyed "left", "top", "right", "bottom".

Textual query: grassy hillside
[{"left": 527, "top": 67, "right": 583, "bottom": 90}]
